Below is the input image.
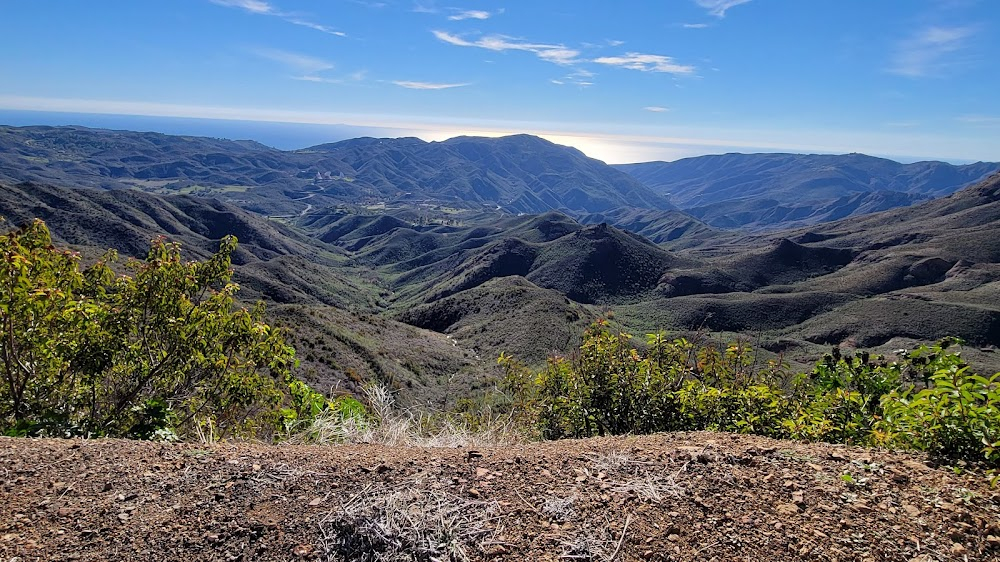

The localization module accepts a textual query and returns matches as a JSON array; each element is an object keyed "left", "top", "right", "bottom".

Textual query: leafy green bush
[
  {"left": 499, "top": 321, "right": 1000, "bottom": 467},
  {"left": 880, "top": 339, "right": 1000, "bottom": 464},
  {"left": 0, "top": 219, "right": 318, "bottom": 440}
]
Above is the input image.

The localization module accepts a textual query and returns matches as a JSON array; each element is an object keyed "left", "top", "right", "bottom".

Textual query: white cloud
[
  {"left": 433, "top": 30, "right": 581, "bottom": 65},
  {"left": 683, "top": 23, "right": 710, "bottom": 29},
  {"left": 695, "top": 0, "right": 752, "bottom": 17},
  {"left": 253, "top": 48, "right": 334, "bottom": 74},
  {"left": 552, "top": 69, "right": 595, "bottom": 87},
  {"left": 392, "top": 80, "right": 470, "bottom": 89},
  {"left": 607, "top": 39, "right": 625, "bottom": 47},
  {"left": 889, "top": 25, "right": 977, "bottom": 77},
  {"left": 643, "top": 106, "right": 670, "bottom": 112},
  {"left": 294, "top": 75, "right": 342, "bottom": 83},
  {"left": 210, "top": 0, "right": 273, "bottom": 14},
  {"left": 285, "top": 18, "right": 347, "bottom": 37},
  {"left": 449, "top": 10, "right": 490, "bottom": 20},
  {"left": 210, "top": 0, "right": 345, "bottom": 36},
  {"left": 593, "top": 52, "right": 695, "bottom": 75},
  {"left": 448, "top": 8, "right": 503, "bottom": 21}
]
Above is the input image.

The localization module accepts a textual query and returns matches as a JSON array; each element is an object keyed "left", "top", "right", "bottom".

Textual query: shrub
[
  {"left": 879, "top": 339, "right": 1000, "bottom": 464},
  {"left": 499, "top": 321, "right": 1000, "bottom": 467},
  {"left": 0, "top": 219, "right": 305, "bottom": 439}
]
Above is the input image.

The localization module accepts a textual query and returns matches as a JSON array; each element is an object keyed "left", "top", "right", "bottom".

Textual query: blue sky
[{"left": 1, "top": 0, "right": 998, "bottom": 163}]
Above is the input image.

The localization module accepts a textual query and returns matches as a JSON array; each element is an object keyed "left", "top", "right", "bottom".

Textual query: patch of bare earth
[{"left": 2, "top": 432, "right": 999, "bottom": 561}]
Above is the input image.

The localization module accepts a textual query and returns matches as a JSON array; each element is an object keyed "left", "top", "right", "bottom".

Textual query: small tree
[{"left": 0, "top": 219, "right": 297, "bottom": 439}]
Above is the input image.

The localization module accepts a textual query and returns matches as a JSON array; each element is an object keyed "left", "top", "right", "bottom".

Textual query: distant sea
[{"left": 0, "top": 110, "right": 400, "bottom": 150}]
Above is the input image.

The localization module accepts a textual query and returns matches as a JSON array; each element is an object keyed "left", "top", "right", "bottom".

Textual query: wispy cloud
[
  {"left": 644, "top": 106, "right": 670, "bottom": 112},
  {"left": 593, "top": 52, "right": 695, "bottom": 75},
  {"left": 957, "top": 114, "right": 1000, "bottom": 126},
  {"left": 448, "top": 8, "right": 502, "bottom": 21},
  {"left": 695, "top": 0, "right": 752, "bottom": 17},
  {"left": 412, "top": 2, "right": 438, "bottom": 14},
  {"left": 889, "top": 25, "right": 978, "bottom": 77},
  {"left": 392, "top": 80, "right": 470, "bottom": 89},
  {"left": 551, "top": 69, "right": 595, "bottom": 87},
  {"left": 433, "top": 30, "right": 580, "bottom": 65},
  {"left": 252, "top": 48, "right": 334, "bottom": 74},
  {"left": 211, "top": 0, "right": 272, "bottom": 13},
  {"left": 607, "top": 39, "right": 625, "bottom": 47},
  {"left": 683, "top": 23, "right": 710, "bottom": 29},
  {"left": 293, "top": 70, "right": 366, "bottom": 84},
  {"left": 210, "top": 0, "right": 346, "bottom": 36}
]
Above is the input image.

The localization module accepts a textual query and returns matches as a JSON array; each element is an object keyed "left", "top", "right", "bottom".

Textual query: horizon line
[{"left": 0, "top": 95, "right": 993, "bottom": 165}]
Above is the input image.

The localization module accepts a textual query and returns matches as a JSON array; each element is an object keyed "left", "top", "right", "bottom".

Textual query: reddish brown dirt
[{"left": 2, "top": 432, "right": 999, "bottom": 561}]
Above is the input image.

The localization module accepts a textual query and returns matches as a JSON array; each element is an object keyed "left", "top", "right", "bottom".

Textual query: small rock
[
  {"left": 468, "top": 488, "right": 481, "bottom": 498},
  {"left": 775, "top": 503, "right": 800, "bottom": 516},
  {"left": 986, "top": 535, "right": 999, "bottom": 544},
  {"left": 307, "top": 497, "right": 324, "bottom": 507},
  {"left": 901, "top": 460, "right": 933, "bottom": 473},
  {"left": 667, "top": 534, "right": 680, "bottom": 542},
  {"left": 950, "top": 543, "right": 967, "bottom": 555},
  {"left": 292, "top": 544, "right": 312, "bottom": 557},
  {"left": 475, "top": 467, "right": 489, "bottom": 478},
  {"left": 902, "top": 504, "right": 921, "bottom": 518}
]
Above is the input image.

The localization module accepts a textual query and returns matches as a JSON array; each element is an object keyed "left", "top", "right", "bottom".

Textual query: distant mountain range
[
  {"left": 3, "top": 125, "right": 995, "bottom": 232},
  {"left": 616, "top": 153, "right": 998, "bottom": 229},
  {"left": 0, "top": 126, "right": 668, "bottom": 217}
]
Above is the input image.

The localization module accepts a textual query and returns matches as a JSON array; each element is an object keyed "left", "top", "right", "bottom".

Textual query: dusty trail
[{"left": 2, "top": 432, "right": 999, "bottom": 561}]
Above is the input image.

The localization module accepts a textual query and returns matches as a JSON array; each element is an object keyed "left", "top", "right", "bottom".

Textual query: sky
[{"left": 1, "top": 0, "right": 999, "bottom": 164}]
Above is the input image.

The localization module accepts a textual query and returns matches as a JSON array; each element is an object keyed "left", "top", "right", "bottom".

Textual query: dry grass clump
[
  {"left": 318, "top": 485, "right": 505, "bottom": 562},
  {"left": 286, "top": 384, "right": 525, "bottom": 449}
]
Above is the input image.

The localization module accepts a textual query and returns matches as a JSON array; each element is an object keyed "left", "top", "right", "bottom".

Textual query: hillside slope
[{"left": 3, "top": 433, "right": 997, "bottom": 561}]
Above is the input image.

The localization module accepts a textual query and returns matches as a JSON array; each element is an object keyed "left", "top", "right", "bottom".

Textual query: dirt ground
[{"left": 2, "top": 431, "right": 999, "bottom": 561}]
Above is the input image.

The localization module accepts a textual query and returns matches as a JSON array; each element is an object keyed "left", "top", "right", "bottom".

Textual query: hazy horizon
[
  {"left": 1, "top": 110, "right": 992, "bottom": 166},
  {"left": 2, "top": 1, "right": 998, "bottom": 164}
]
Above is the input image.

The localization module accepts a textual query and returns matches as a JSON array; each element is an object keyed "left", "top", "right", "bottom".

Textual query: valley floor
[{"left": 2, "top": 433, "right": 998, "bottom": 561}]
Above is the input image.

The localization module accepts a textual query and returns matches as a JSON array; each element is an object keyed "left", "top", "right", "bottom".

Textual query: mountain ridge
[{"left": 616, "top": 152, "right": 998, "bottom": 229}]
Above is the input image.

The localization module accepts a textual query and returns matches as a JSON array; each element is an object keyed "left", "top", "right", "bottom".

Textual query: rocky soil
[{"left": 2, "top": 432, "right": 999, "bottom": 561}]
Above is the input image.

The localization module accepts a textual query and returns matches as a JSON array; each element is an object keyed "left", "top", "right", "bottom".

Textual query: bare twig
[{"left": 609, "top": 514, "right": 631, "bottom": 561}]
